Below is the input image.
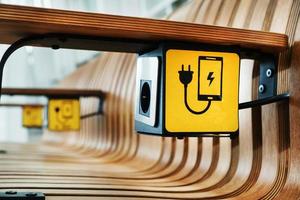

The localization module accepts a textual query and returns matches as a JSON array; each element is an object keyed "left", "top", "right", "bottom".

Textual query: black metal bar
[
  {"left": 81, "top": 111, "right": 101, "bottom": 119},
  {"left": 0, "top": 101, "right": 102, "bottom": 119},
  {"left": 0, "top": 88, "right": 104, "bottom": 99},
  {"left": 80, "top": 97, "right": 104, "bottom": 119},
  {"left": 0, "top": 103, "right": 45, "bottom": 107},
  {"left": 0, "top": 34, "right": 288, "bottom": 120},
  {"left": 239, "top": 93, "right": 289, "bottom": 110},
  {"left": 0, "top": 34, "right": 106, "bottom": 99},
  {"left": 0, "top": 35, "right": 46, "bottom": 98},
  {"left": 0, "top": 34, "right": 105, "bottom": 119},
  {"left": 0, "top": 33, "right": 153, "bottom": 99}
]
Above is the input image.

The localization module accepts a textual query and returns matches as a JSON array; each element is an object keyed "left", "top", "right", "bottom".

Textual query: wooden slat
[
  {"left": 0, "top": 4, "right": 288, "bottom": 54},
  {"left": 0, "top": 88, "right": 104, "bottom": 98},
  {"left": 0, "top": 0, "right": 299, "bottom": 199}
]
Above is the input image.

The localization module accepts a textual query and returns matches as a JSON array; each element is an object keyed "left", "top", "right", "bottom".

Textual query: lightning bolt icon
[{"left": 207, "top": 72, "right": 214, "bottom": 86}]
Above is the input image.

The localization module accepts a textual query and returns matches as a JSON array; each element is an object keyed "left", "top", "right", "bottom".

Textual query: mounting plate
[{"left": 258, "top": 54, "right": 277, "bottom": 99}]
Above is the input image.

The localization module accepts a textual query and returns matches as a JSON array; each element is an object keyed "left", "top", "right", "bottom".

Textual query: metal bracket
[
  {"left": 0, "top": 34, "right": 105, "bottom": 120},
  {"left": 237, "top": 53, "right": 288, "bottom": 110},
  {"left": 239, "top": 93, "right": 289, "bottom": 110},
  {"left": 0, "top": 191, "right": 45, "bottom": 199},
  {"left": 258, "top": 54, "right": 277, "bottom": 99},
  {"left": 0, "top": 149, "right": 7, "bottom": 154},
  {"left": 80, "top": 98, "right": 104, "bottom": 119}
]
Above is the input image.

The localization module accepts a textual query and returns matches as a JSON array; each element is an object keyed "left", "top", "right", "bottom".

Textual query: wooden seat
[{"left": 0, "top": 0, "right": 300, "bottom": 199}]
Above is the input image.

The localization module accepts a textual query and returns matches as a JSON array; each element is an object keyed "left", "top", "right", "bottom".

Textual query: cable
[{"left": 183, "top": 84, "right": 211, "bottom": 114}]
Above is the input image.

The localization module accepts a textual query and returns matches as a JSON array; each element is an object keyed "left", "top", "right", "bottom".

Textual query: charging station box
[
  {"left": 22, "top": 105, "right": 43, "bottom": 128},
  {"left": 48, "top": 99, "right": 80, "bottom": 131},
  {"left": 135, "top": 43, "right": 240, "bottom": 137}
]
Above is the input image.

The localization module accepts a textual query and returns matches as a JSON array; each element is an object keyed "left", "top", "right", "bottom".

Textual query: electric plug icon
[
  {"left": 178, "top": 64, "right": 193, "bottom": 85},
  {"left": 178, "top": 64, "right": 212, "bottom": 115}
]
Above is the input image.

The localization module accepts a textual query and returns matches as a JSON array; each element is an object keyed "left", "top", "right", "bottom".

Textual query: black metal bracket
[
  {"left": 0, "top": 34, "right": 106, "bottom": 119},
  {"left": 237, "top": 53, "right": 288, "bottom": 110},
  {"left": 239, "top": 93, "right": 289, "bottom": 110},
  {"left": 0, "top": 149, "right": 7, "bottom": 154},
  {"left": 0, "top": 34, "right": 289, "bottom": 123},
  {"left": 0, "top": 35, "right": 46, "bottom": 93},
  {"left": 0, "top": 191, "right": 45, "bottom": 199},
  {"left": 258, "top": 54, "right": 277, "bottom": 99},
  {"left": 80, "top": 97, "right": 104, "bottom": 119}
]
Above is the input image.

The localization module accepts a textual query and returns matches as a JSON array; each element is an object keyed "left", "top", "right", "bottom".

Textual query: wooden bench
[{"left": 0, "top": 1, "right": 299, "bottom": 199}]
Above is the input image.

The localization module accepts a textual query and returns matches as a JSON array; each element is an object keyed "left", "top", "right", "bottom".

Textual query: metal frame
[
  {"left": 0, "top": 34, "right": 289, "bottom": 136},
  {"left": 258, "top": 54, "right": 277, "bottom": 99},
  {"left": 0, "top": 35, "right": 105, "bottom": 119},
  {"left": 239, "top": 93, "right": 289, "bottom": 109},
  {"left": 135, "top": 42, "right": 290, "bottom": 138},
  {"left": 0, "top": 95, "right": 104, "bottom": 119},
  {"left": 0, "top": 103, "right": 45, "bottom": 107}
]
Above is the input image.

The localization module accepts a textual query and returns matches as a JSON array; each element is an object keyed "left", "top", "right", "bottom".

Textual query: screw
[
  {"left": 259, "top": 84, "right": 265, "bottom": 93},
  {"left": 5, "top": 191, "right": 17, "bottom": 195},
  {"left": 26, "top": 192, "right": 37, "bottom": 197},
  {"left": 0, "top": 150, "right": 7, "bottom": 154},
  {"left": 51, "top": 44, "right": 60, "bottom": 50},
  {"left": 266, "top": 69, "right": 273, "bottom": 77}
]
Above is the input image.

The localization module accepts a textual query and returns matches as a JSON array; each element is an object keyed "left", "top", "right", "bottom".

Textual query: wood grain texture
[
  {"left": 0, "top": 0, "right": 299, "bottom": 199},
  {"left": 0, "top": 3, "right": 288, "bottom": 53}
]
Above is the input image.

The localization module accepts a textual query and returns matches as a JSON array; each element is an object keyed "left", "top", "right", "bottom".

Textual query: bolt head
[
  {"left": 266, "top": 69, "right": 273, "bottom": 77},
  {"left": 5, "top": 191, "right": 17, "bottom": 195},
  {"left": 26, "top": 192, "right": 37, "bottom": 197},
  {"left": 51, "top": 44, "right": 60, "bottom": 50},
  {"left": 259, "top": 84, "right": 265, "bottom": 93},
  {"left": 0, "top": 150, "right": 6, "bottom": 154}
]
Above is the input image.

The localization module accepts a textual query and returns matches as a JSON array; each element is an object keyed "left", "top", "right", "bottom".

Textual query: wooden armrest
[
  {"left": 0, "top": 4, "right": 288, "bottom": 54},
  {"left": 0, "top": 88, "right": 104, "bottom": 98}
]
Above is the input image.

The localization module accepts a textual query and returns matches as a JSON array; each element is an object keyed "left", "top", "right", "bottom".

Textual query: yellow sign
[
  {"left": 48, "top": 99, "right": 80, "bottom": 131},
  {"left": 165, "top": 49, "right": 239, "bottom": 133},
  {"left": 22, "top": 106, "right": 43, "bottom": 128}
]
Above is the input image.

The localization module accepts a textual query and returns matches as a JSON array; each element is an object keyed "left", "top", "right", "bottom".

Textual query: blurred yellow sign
[
  {"left": 165, "top": 49, "right": 240, "bottom": 133},
  {"left": 22, "top": 106, "right": 43, "bottom": 128},
  {"left": 48, "top": 99, "right": 80, "bottom": 131}
]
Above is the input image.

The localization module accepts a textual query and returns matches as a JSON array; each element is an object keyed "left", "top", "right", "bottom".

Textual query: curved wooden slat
[
  {"left": 0, "top": 0, "right": 299, "bottom": 199},
  {"left": 0, "top": 3, "right": 288, "bottom": 53}
]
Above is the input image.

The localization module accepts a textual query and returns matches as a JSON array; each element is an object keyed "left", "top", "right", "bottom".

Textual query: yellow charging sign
[
  {"left": 165, "top": 49, "right": 239, "bottom": 133},
  {"left": 22, "top": 106, "right": 43, "bottom": 128},
  {"left": 48, "top": 99, "right": 80, "bottom": 131}
]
